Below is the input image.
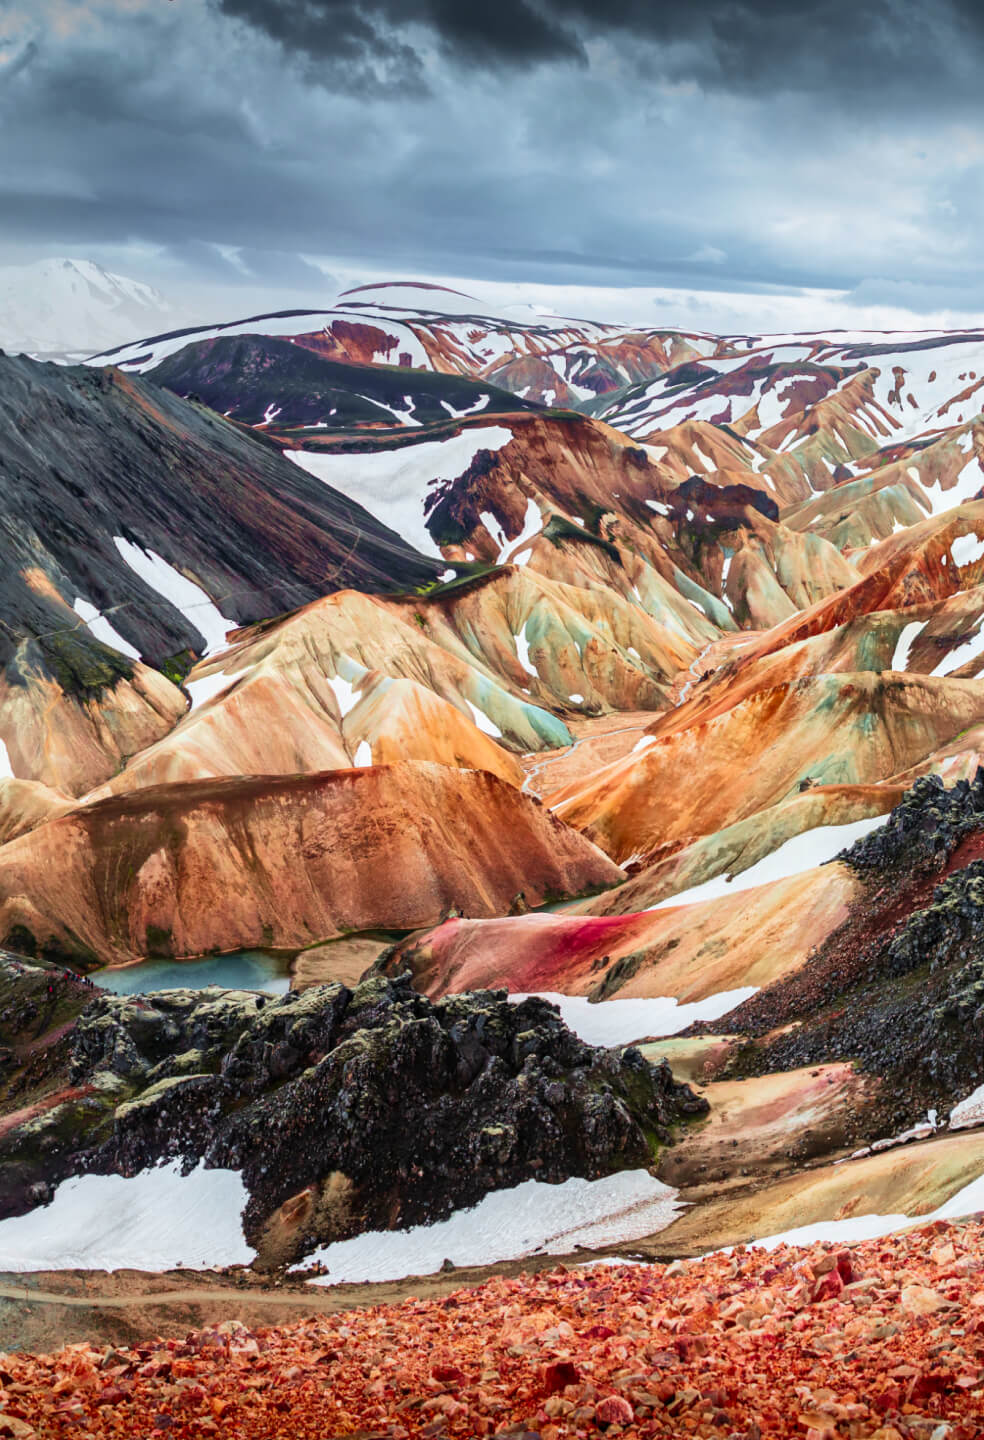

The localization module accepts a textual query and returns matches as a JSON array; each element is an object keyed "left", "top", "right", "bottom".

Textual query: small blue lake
[{"left": 94, "top": 951, "right": 290, "bottom": 996}]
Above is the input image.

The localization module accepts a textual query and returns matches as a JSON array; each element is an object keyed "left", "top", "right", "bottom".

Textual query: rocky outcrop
[
  {"left": 730, "top": 856, "right": 984, "bottom": 1123},
  {"left": 694, "top": 775, "right": 984, "bottom": 1130},
  {"left": 0, "top": 762, "right": 624, "bottom": 967},
  {"left": 3, "top": 967, "right": 707, "bottom": 1264},
  {"left": 839, "top": 770, "right": 984, "bottom": 876}
]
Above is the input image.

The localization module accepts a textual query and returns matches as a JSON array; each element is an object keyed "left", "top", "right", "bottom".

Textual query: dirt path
[
  {"left": 0, "top": 1248, "right": 655, "bottom": 1353},
  {"left": 519, "top": 711, "right": 656, "bottom": 800}
]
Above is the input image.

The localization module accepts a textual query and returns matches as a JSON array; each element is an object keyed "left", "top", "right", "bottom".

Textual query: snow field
[
  {"left": 309, "top": 1171, "right": 681, "bottom": 1284},
  {"left": 646, "top": 815, "right": 886, "bottom": 913},
  {"left": 289, "top": 427, "right": 514, "bottom": 559}
]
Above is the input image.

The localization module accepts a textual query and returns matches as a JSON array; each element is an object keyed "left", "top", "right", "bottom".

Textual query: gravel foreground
[{"left": 5, "top": 1219, "right": 984, "bottom": 1439}]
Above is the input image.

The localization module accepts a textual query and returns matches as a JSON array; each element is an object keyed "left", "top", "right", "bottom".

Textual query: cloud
[
  {"left": 208, "top": 0, "right": 983, "bottom": 101},
  {"left": 687, "top": 245, "right": 727, "bottom": 266},
  {"left": 214, "top": 0, "right": 585, "bottom": 76},
  {"left": 2, "top": 0, "right": 984, "bottom": 328}
]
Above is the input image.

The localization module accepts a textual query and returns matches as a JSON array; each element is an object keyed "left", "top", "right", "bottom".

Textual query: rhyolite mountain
[
  {"left": 0, "top": 350, "right": 443, "bottom": 792},
  {"left": 93, "top": 280, "right": 721, "bottom": 404},
  {"left": 6, "top": 285, "right": 984, "bottom": 1264},
  {"left": 147, "top": 332, "right": 545, "bottom": 432}
]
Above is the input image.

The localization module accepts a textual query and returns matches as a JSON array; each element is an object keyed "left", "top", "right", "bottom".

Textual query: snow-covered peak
[{"left": 0, "top": 257, "right": 174, "bottom": 358}]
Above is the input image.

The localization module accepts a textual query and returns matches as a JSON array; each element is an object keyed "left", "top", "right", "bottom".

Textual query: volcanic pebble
[{"left": 7, "top": 1220, "right": 984, "bottom": 1438}]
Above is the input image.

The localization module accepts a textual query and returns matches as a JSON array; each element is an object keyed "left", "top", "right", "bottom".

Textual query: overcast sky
[{"left": 1, "top": 0, "right": 983, "bottom": 330}]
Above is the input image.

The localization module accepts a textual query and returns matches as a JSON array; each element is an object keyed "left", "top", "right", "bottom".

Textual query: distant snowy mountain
[{"left": 0, "top": 257, "right": 174, "bottom": 358}]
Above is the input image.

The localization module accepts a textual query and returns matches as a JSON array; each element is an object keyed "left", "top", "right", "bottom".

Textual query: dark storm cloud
[
  {"left": 215, "top": 0, "right": 585, "bottom": 74},
  {"left": 213, "top": 0, "right": 980, "bottom": 97},
  {"left": 2, "top": 0, "right": 983, "bottom": 323}
]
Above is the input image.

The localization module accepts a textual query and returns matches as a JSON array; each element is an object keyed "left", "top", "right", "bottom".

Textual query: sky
[{"left": 1, "top": 0, "right": 984, "bottom": 332}]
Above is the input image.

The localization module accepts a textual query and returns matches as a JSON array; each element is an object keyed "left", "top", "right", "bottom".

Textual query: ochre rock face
[
  {"left": 548, "top": 670, "right": 984, "bottom": 864},
  {"left": 0, "top": 662, "right": 187, "bottom": 798},
  {"left": 0, "top": 778, "right": 72, "bottom": 846},
  {"left": 0, "top": 763, "right": 623, "bottom": 967}
]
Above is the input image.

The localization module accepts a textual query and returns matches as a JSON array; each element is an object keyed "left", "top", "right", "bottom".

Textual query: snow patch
[
  {"left": 441, "top": 394, "right": 491, "bottom": 419},
  {"left": 352, "top": 740, "right": 373, "bottom": 767},
  {"left": 950, "top": 1083, "right": 984, "bottom": 1131},
  {"left": 72, "top": 599, "right": 141, "bottom": 661},
  {"left": 0, "top": 739, "right": 12, "bottom": 779},
  {"left": 952, "top": 532, "right": 984, "bottom": 567},
  {"left": 185, "top": 670, "right": 236, "bottom": 712},
  {"left": 932, "top": 614, "right": 984, "bottom": 677},
  {"left": 0, "top": 1163, "right": 254, "bottom": 1272},
  {"left": 515, "top": 625, "right": 538, "bottom": 677},
  {"left": 497, "top": 498, "right": 541, "bottom": 565},
  {"left": 465, "top": 699, "right": 503, "bottom": 738},
  {"left": 329, "top": 671, "right": 362, "bottom": 718},
  {"left": 508, "top": 989, "right": 758, "bottom": 1047},
  {"left": 309, "top": 1170, "right": 680, "bottom": 1285},
  {"left": 648, "top": 815, "right": 887, "bottom": 912},
  {"left": 746, "top": 1164, "right": 984, "bottom": 1253},
  {"left": 891, "top": 620, "right": 926, "bottom": 672},
  {"left": 113, "top": 539, "right": 235, "bottom": 656},
  {"left": 921, "top": 458, "right": 984, "bottom": 516}
]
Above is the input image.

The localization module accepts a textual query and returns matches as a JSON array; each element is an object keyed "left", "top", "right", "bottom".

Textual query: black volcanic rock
[
  {"left": 837, "top": 770, "right": 984, "bottom": 877},
  {"left": 1, "top": 966, "right": 707, "bottom": 1266},
  {"left": 710, "top": 776, "right": 984, "bottom": 1130},
  {"left": 148, "top": 333, "right": 541, "bottom": 432},
  {"left": 673, "top": 474, "right": 780, "bottom": 523},
  {"left": 0, "top": 351, "right": 441, "bottom": 682},
  {"left": 736, "top": 857, "right": 984, "bottom": 1118}
]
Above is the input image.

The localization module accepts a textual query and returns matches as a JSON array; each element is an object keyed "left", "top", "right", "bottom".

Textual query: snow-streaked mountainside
[
  {"left": 0, "top": 258, "right": 174, "bottom": 358},
  {"left": 9, "top": 281, "right": 984, "bottom": 1297},
  {"left": 94, "top": 277, "right": 719, "bottom": 405}
]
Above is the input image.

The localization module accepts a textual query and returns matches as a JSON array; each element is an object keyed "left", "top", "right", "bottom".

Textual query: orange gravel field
[{"left": 7, "top": 1219, "right": 984, "bottom": 1438}]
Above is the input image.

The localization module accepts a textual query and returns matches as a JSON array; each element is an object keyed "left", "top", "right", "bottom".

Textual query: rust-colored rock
[{"left": 0, "top": 762, "right": 623, "bottom": 967}]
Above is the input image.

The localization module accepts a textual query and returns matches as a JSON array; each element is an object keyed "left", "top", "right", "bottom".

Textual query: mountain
[
  {"left": 8, "top": 288, "right": 984, "bottom": 1346},
  {"left": 0, "top": 257, "right": 175, "bottom": 358},
  {"left": 93, "top": 280, "right": 722, "bottom": 402},
  {"left": 146, "top": 331, "right": 545, "bottom": 432},
  {"left": 0, "top": 350, "right": 440, "bottom": 795}
]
